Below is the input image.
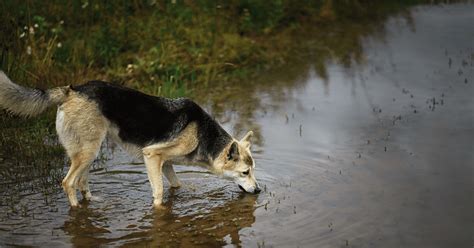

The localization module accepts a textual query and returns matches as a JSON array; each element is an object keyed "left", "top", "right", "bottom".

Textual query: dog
[{"left": 0, "top": 71, "right": 260, "bottom": 208}]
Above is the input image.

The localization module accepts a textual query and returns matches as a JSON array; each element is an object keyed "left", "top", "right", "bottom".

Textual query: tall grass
[{"left": 0, "top": 0, "right": 434, "bottom": 94}]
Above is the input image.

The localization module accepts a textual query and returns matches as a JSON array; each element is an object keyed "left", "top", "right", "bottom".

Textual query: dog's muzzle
[
  {"left": 254, "top": 187, "right": 261, "bottom": 194},
  {"left": 239, "top": 185, "right": 261, "bottom": 194}
]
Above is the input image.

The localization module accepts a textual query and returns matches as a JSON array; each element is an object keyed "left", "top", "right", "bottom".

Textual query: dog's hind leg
[
  {"left": 56, "top": 97, "right": 107, "bottom": 207},
  {"left": 163, "top": 162, "right": 181, "bottom": 188},
  {"left": 62, "top": 150, "right": 99, "bottom": 207},
  {"left": 78, "top": 168, "right": 92, "bottom": 200}
]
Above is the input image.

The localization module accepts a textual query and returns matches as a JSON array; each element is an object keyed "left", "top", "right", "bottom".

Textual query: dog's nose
[{"left": 254, "top": 187, "right": 261, "bottom": 194}]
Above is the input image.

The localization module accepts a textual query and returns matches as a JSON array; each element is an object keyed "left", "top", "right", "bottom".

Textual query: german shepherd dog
[{"left": 0, "top": 71, "right": 260, "bottom": 208}]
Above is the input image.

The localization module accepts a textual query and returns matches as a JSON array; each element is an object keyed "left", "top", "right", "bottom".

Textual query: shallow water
[{"left": 1, "top": 3, "right": 473, "bottom": 248}]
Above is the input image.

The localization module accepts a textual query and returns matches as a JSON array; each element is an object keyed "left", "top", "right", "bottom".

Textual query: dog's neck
[{"left": 184, "top": 110, "right": 232, "bottom": 168}]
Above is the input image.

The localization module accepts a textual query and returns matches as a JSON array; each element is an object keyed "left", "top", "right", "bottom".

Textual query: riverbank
[{"left": 0, "top": 1, "right": 426, "bottom": 97}]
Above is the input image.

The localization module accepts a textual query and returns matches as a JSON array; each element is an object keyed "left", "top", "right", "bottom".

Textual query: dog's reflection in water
[{"left": 62, "top": 190, "right": 257, "bottom": 247}]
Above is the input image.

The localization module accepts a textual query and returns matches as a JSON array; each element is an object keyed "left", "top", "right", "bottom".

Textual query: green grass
[{"left": 0, "top": 0, "right": 434, "bottom": 95}]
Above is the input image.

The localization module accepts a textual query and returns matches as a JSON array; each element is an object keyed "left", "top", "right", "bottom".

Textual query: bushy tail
[{"left": 0, "top": 71, "right": 69, "bottom": 117}]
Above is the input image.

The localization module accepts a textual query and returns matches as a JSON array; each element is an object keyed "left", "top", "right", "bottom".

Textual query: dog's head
[{"left": 212, "top": 131, "right": 261, "bottom": 194}]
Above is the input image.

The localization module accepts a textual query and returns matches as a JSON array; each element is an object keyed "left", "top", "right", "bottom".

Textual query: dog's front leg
[{"left": 143, "top": 149, "right": 165, "bottom": 209}]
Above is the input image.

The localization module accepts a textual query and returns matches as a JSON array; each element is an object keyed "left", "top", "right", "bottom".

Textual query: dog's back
[{"left": 72, "top": 80, "right": 202, "bottom": 146}]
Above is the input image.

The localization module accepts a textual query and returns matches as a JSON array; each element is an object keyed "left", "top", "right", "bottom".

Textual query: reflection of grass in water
[
  {"left": 194, "top": 2, "right": 423, "bottom": 144},
  {"left": 0, "top": 111, "right": 64, "bottom": 209},
  {"left": 0, "top": 111, "right": 113, "bottom": 211}
]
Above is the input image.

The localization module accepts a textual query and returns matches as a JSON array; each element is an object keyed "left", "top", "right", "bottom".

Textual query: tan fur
[
  {"left": 240, "top": 130, "right": 253, "bottom": 149},
  {"left": 214, "top": 131, "right": 254, "bottom": 172},
  {"left": 142, "top": 122, "right": 199, "bottom": 160},
  {"left": 210, "top": 131, "right": 259, "bottom": 193},
  {"left": 56, "top": 92, "right": 108, "bottom": 207},
  {"left": 143, "top": 153, "right": 165, "bottom": 208},
  {"left": 142, "top": 122, "right": 198, "bottom": 207}
]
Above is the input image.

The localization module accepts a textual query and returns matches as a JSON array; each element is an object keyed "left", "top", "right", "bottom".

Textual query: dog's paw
[
  {"left": 170, "top": 182, "right": 182, "bottom": 188},
  {"left": 153, "top": 204, "right": 167, "bottom": 211},
  {"left": 69, "top": 199, "right": 81, "bottom": 208},
  {"left": 153, "top": 200, "right": 166, "bottom": 210},
  {"left": 81, "top": 192, "right": 92, "bottom": 201},
  {"left": 70, "top": 203, "right": 82, "bottom": 209}
]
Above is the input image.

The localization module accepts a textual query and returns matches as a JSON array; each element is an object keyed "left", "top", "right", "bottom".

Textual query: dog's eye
[{"left": 242, "top": 170, "right": 250, "bottom": 175}]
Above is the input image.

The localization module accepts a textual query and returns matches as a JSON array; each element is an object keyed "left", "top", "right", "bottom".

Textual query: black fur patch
[
  {"left": 228, "top": 142, "right": 239, "bottom": 161},
  {"left": 72, "top": 81, "right": 232, "bottom": 160}
]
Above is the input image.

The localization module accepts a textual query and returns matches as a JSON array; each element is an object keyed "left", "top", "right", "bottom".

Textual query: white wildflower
[
  {"left": 60, "top": 20, "right": 64, "bottom": 25},
  {"left": 82, "top": 1, "right": 88, "bottom": 8},
  {"left": 29, "top": 26, "right": 35, "bottom": 35},
  {"left": 126, "top": 64, "right": 134, "bottom": 74},
  {"left": 19, "top": 32, "right": 25, "bottom": 38},
  {"left": 171, "top": 0, "right": 176, "bottom": 4},
  {"left": 24, "top": 26, "right": 28, "bottom": 30},
  {"left": 34, "top": 23, "right": 39, "bottom": 28},
  {"left": 57, "top": 42, "right": 62, "bottom": 48},
  {"left": 27, "top": 46, "right": 32, "bottom": 55}
]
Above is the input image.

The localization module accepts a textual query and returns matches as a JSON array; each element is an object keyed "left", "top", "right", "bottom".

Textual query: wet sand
[{"left": 0, "top": 3, "right": 473, "bottom": 247}]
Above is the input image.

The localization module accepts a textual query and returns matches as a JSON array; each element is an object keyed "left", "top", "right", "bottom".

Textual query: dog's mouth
[{"left": 238, "top": 184, "right": 261, "bottom": 194}]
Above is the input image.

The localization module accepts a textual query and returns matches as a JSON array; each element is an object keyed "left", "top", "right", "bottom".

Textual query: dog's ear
[
  {"left": 227, "top": 141, "right": 239, "bottom": 161},
  {"left": 240, "top": 131, "right": 253, "bottom": 149}
]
